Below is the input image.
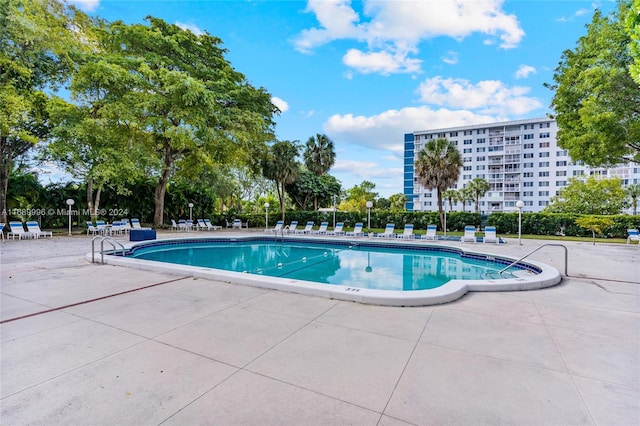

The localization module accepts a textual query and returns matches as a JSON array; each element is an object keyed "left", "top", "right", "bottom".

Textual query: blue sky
[{"left": 67, "top": 0, "right": 616, "bottom": 197}]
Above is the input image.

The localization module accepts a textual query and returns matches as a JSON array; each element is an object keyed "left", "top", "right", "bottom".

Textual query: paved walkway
[{"left": 1, "top": 231, "right": 638, "bottom": 425}]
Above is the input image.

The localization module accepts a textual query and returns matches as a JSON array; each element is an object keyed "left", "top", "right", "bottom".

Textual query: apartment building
[{"left": 404, "top": 118, "right": 640, "bottom": 213}]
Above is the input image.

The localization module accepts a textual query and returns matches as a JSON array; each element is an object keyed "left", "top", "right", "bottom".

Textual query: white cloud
[
  {"left": 416, "top": 76, "right": 542, "bottom": 116},
  {"left": 294, "top": 0, "right": 525, "bottom": 75},
  {"left": 343, "top": 48, "right": 421, "bottom": 75},
  {"left": 324, "top": 106, "right": 497, "bottom": 153},
  {"left": 66, "top": 0, "right": 99, "bottom": 11},
  {"left": 175, "top": 22, "right": 204, "bottom": 36},
  {"left": 271, "top": 96, "right": 289, "bottom": 113},
  {"left": 442, "top": 51, "right": 459, "bottom": 65},
  {"left": 515, "top": 64, "right": 537, "bottom": 79}
]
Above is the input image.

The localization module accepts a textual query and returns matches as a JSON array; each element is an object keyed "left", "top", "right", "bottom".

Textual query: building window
[
  {"left": 573, "top": 170, "right": 585, "bottom": 176},
  {"left": 523, "top": 182, "right": 534, "bottom": 187},
  {"left": 523, "top": 162, "right": 534, "bottom": 168},
  {"left": 463, "top": 148, "right": 472, "bottom": 153},
  {"left": 556, "top": 150, "right": 567, "bottom": 156},
  {"left": 556, "top": 170, "right": 567, "bottom": 176},
  {"left": 464, "top": 139, "right": 472, "bottom": 145},
  {"left": 539, "top": 200, "right": 549, "bottom": 206},
  {"left": 524, "top": 143, "right": 534, "bottom": 149},
  {"left": 476, "top": 156, "right": 485, "bottom": 161},
  {"left": 539, "top": 191, "right": 549, "bottom": 196},
  {"left": 540, "top": 132, "right": 550, "bottom": 139},
  {"left": 539, "top": 162, "right": 549, "bottom": 167},
  {"left": 464, "top": 130, "right": 473, "bottom": 135},
  {"left": 463, "top": 166, "right": 472, "bottom": 171},
  {"left": 476, "top": 147, "right": 485, "bottom": 152},
  {"left": 476, "top": 165, "right": 486, "bottom": 170},
  {"left": 450, "top": 131, "right": 458, "bottom": 137},
  {"left": 523, "top": 153, "right": 534, "bottom": 159},
  {"left": 539, "top": 171, "right": 549, "bottom": 177},
  {"left": 539, "top": 181, "right": 549, "bottom": 187},
  {"left": 463, "top": 174, "right": 472, "bottom": 179},
  {"left": 539, "top": 152, "right": 550, "bottom": 157},
  {"left": 523, "top": 172, "right": 533, "bottom": 177},
  {"left": 556, "top": 161, "right": 567, "bottom": 167},
  {"left": 523, "top": 134, "right": 534, "bottom": 140},
  {"left": 477, "top": 138, "right": 486, "bottom": 143},
  {"left": 423, "top": 201, "right": 432, "bottom": 206},
  {"left": 539, "top": 122, "right": 551, "bottom": 128},
  {"left": 523, "top": 191, "right": 534, "bottom": 197},
  {"left": 540, "top": 142, "right": 550, "bottom": 148},
  {"left": 556, "top": 181, "right": 567, "bottom": 186}
]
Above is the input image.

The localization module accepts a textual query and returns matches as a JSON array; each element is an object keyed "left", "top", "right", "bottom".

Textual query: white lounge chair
[
  {"left": 171, "top": 219, "right": 179, "bottom": 231},
  {"left": 328, "top": 222, "right": 345, "bottom": 236},
  {"left": 460, "top": 225, "right": 477, "bottom": 243},
  {"left": 8, "top": 221, "right": 32, "bottom": 239},
  {"left": 120, "top": 218, "right": 132, "bottom": 234},
  {"left": 346, "top": 222, "right": 364, "bottom": 237},
  {"left": 266, "top": 220, "right": 284, "bottom": 233},
  {"left": 86, "top": 221, "right": 99, "bottom": 236},
  {"left": 627, "top": 229, "right": 639, "bottom": 245},
  {"left": 296, "top": 221, "right": 314, "bottom": 234},
  {"left": 0, "top": 222, "right": 4, "bottom": 240},
  {"left": 312, "top": 222, "right": 328, "bottom": 235},
  {"left": 483, "top": 226, "right": 499, "bottom": 244},
  {"left": 131, "top": 218, "right": 151, "bottom": 230},
  {"left": 375, "top": 223, "right": 395, "bottom": 238},
  {"left": 400, "top": 224, "right": 414, "bottom": 239},
  {"left": 204, "top": 219, "right": 221, "bottom": 230},
  {"left": 232, "top": 219, "right": 242, "bottom": 229},
  {"left": 423, "top": 224, "right": 438, "bottom": 241},
  {"left": 197, "top": 219, "right": 209, "bottom": 231},
  {"left": 285, "top": 221, "right": 298, "bottom": 234},
  {"left": 177, "top": 219, "right": 191, "bottom": 231},
  {"left": 109, "top": 221, "right": 123, "bottom": 236}
]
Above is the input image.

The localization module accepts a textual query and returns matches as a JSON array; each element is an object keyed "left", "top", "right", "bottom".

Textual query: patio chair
[
  {"left": 197, "top": 219, "right": 209, "bottom": 231},
  {"left": 400, "top": 224, "right": 414, "bottom": 239},
  {"left": 178, "top": 219, "right": 190, "bottom": 231},
  {"left": 296, "top": 221, "right": 314, "bottom": 234},
  {"left": 109, "top": 221, "right": 123, "bottom": 236},
  {"left": 266, "top": 220, "right": 284, "bottom": 233},
  {"left": 171, "top": 219, "right": 179, "bottom": 231},
  {"left": 0, "top": 222, "right": 4, "bottom": 240},
  {"left": 232, "top": 219, "right": 242, "bottom": 229},
  {"left": 345, "top": 222, "right": 364, "bottom": 237},
  {"left": 285, "top": 221, "right": 298, "bottom": 234},
  {"left": 131, "top": 218, "right": 151, "bottom": 230},
  {"left": 86, "top": 221, "right": 99, "bottom": 236},
  {"left": 627, "top": 229, "right": 639, "bottom": 245},
  {"left": 8, "top": 221, "right": 32, "bottom": 239},
  {"left": 312, "top": 222, "right": 329, "bottom": 235},
  {"left": 96, "top": 220, "right": 109, "bottom": 235},
  {"left": 204, "top": 219, "right": 221, "bottom": 230},
  {"left": 423, "top": 224, "right": 438, "bottom": 241},
  {"left": 375, "top": 223, "right": 395, "bottom": 238},
  {"left": 120, "top": 218, "right": 131, "bottom": 234},
  {"left": 460, "top": 225, "right": 477, "bottom": 243},
  {"left": 328, "top": 222, "right": 345, "bottom": 236},
  {"left": 483, "top": 226, "right": 499, "bottom": 244}
]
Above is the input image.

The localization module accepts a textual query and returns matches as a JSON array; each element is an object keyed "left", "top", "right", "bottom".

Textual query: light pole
[
  {"left": 444, "top": 199, "right": 448, "bottom": 238},
  {"left": 516, "top": 200, "right": 524, "bottom": 246},
  {"left": 188, "top": 203, "right": 193, "bottom": 222},
  {"left": 66, "top": 198, "right": 75, "bottom": 236},
  {"left": 264, "top": 202, "right": 269, "bottom": 229},
  {"left": 366, "top": 201, "right": 373, "bottom": 236}
]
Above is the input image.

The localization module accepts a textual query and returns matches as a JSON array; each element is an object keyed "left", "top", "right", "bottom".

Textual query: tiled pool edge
[{"left": 85, "top": 237, "right": 562, "bottom": 307}]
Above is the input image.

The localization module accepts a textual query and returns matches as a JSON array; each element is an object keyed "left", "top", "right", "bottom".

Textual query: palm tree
[
  {"left": 442, "top": 189, "right": 458, "bottom": 212},
  {"left": 304, "top": 133, "right": 336, "bottom": 210},
  {"left": 626, "top": 184, "right": 640, "bottom": 215},
  {"left": 414, "top": 138, "right": 463, "bottom": 230},
  {"left": 467, "top": 177, "right": 490, "bottom": 213},
  {"left": 261, "top": 140, "right": 300, "bottom": 220}
]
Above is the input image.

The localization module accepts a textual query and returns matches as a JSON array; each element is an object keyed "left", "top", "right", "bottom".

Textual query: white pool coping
[{"left": 85, "top": 236, "right": 562, "bottom": 306}]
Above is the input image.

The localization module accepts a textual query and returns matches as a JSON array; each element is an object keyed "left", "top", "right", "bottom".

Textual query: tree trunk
[
  {"left": 0, "top": 136, "right": 12, "bottom": 226},
  {"left": 280, "top": 181, "right": 286, "bottom": 221},
  {"left": 437, "top": 187, "right": 444, "bottom": 231},
  {"left": 154, "top": 147, "right": 174, "bottom": 227},
  {"left": 475, "top": 195, "right": 480, "bottom": 213}
]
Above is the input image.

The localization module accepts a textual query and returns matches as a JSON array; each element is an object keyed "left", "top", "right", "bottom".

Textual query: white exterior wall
[{"left": 408, "top": 118, "right": 640, "bottom": 214}]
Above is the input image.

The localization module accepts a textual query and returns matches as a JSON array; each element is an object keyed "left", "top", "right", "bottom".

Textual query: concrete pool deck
[{"left": 1, "top": 230, "right": 638, "bottom": 425}]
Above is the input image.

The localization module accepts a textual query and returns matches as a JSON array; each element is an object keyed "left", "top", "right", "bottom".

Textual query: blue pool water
[{"left": 129, "top": 239, "right": 530, "bottom": 291}]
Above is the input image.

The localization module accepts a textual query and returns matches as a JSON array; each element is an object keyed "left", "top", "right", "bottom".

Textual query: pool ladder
[
  {"left": 499, "top": 243, "right": 568, "bottom": 277},
  {"left": 91, "top": 235, "right": 126, "bottom": 264}
]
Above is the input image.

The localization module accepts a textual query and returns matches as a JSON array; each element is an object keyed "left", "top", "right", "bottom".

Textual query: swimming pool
[{"left": 93, "top": 236, "right": 562, "bottom": 306}]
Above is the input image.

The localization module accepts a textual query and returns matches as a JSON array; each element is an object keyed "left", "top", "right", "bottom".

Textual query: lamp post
[
  {"left": 264, "top": 202, "right": 269, "bottom": 229},
  {"left": 516, "top": 200, "right": 524, "bottom": 246},
  {"left": 66, "top": 199, "right": 75, "bottom": 236},
  {"left": 188, "top": 203, "right": 193, "bottom": 222},
  {"left": 366, "top": 201, "right": 373, "bottom": 236}
]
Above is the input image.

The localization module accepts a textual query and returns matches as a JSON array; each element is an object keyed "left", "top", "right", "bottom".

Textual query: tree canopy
[
  {"left": 548, "top": 0, "right": 640, "bottom": 166},
  {"left": 546, "top": 176, "right": 626, "bottom": 215}
]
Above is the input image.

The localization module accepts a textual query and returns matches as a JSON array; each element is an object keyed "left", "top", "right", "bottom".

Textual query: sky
[{"left": 64, "top": 0, "right": 617, "bottom": 197}]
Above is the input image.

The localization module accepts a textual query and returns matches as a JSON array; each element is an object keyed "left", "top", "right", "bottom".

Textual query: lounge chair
[
  {"left": 266, "top": 220, "right": 284, "bottom": 233},
  {"left": 312, "top": 222, "right": 328, "bottom": 235},
  {"left": 197, "top": 219, "right": 210, "bottom": 231},
  {"left": 96, "top": 220, "right": 108, "bottom": 235},
  {"left": 109, "top": 221, "right": 123, "bottom": 236},
  {"left": 483, "top": 226, "right": 499, "bottom": 244},
  {"left": 177, "top": 219, "right": 191, "bottom": 231},
  {"left": 346, "top": 222, "right": 364, "bottom": 237},
  {"left": 120, "top": 218, "right": 132, "bottom": 234},
  {"left": 328, "top": 222, "right": 345, "bottom": 236},
  {"left": 86, "top": 221, "right": 100, "bottom": 236},
  {"left": 232, "top": 219, "right": 243, "bottom": 229},
  {"left": 204, "top": 219, "right": 221, "bottom": 230},
  {"left": 400, "top": 224, "right": 414, "bottom": 239},
  {"left": 460, "top": 225, "right": 477, "bottom": 243},
  {"left": 296, "top": 221, "right": 314, "bottom": 234},
  {"left": 285, "top": 221, "right": 298, "bottom": 234},
  {"left": 8, "top": 221, "right": 32, "bottom": 239},
  {"left": 131, "top": 218, "right": 151, "bottom": 230},
  {"left": 627, "top": 229, "right": 639, "bottom": 245},
  {"left": 423, "top": 224, "right": 438, "bottom": 241},
  {"left": 0, "top": 222, "right": 4, "bottom": 240},
  {"left": 171, "top": 219, "right": 179, "bottom": 231},
  {"left": 375, "top": 223, "right": 396, "bottom": 238}
]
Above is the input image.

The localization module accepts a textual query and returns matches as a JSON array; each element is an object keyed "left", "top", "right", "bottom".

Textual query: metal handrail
[
  {"left": 92, "top": 235, "right": 126, "bottom": 264},
  {"left": 499, "top": 243, "right": 568, "bottom": 276}
]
